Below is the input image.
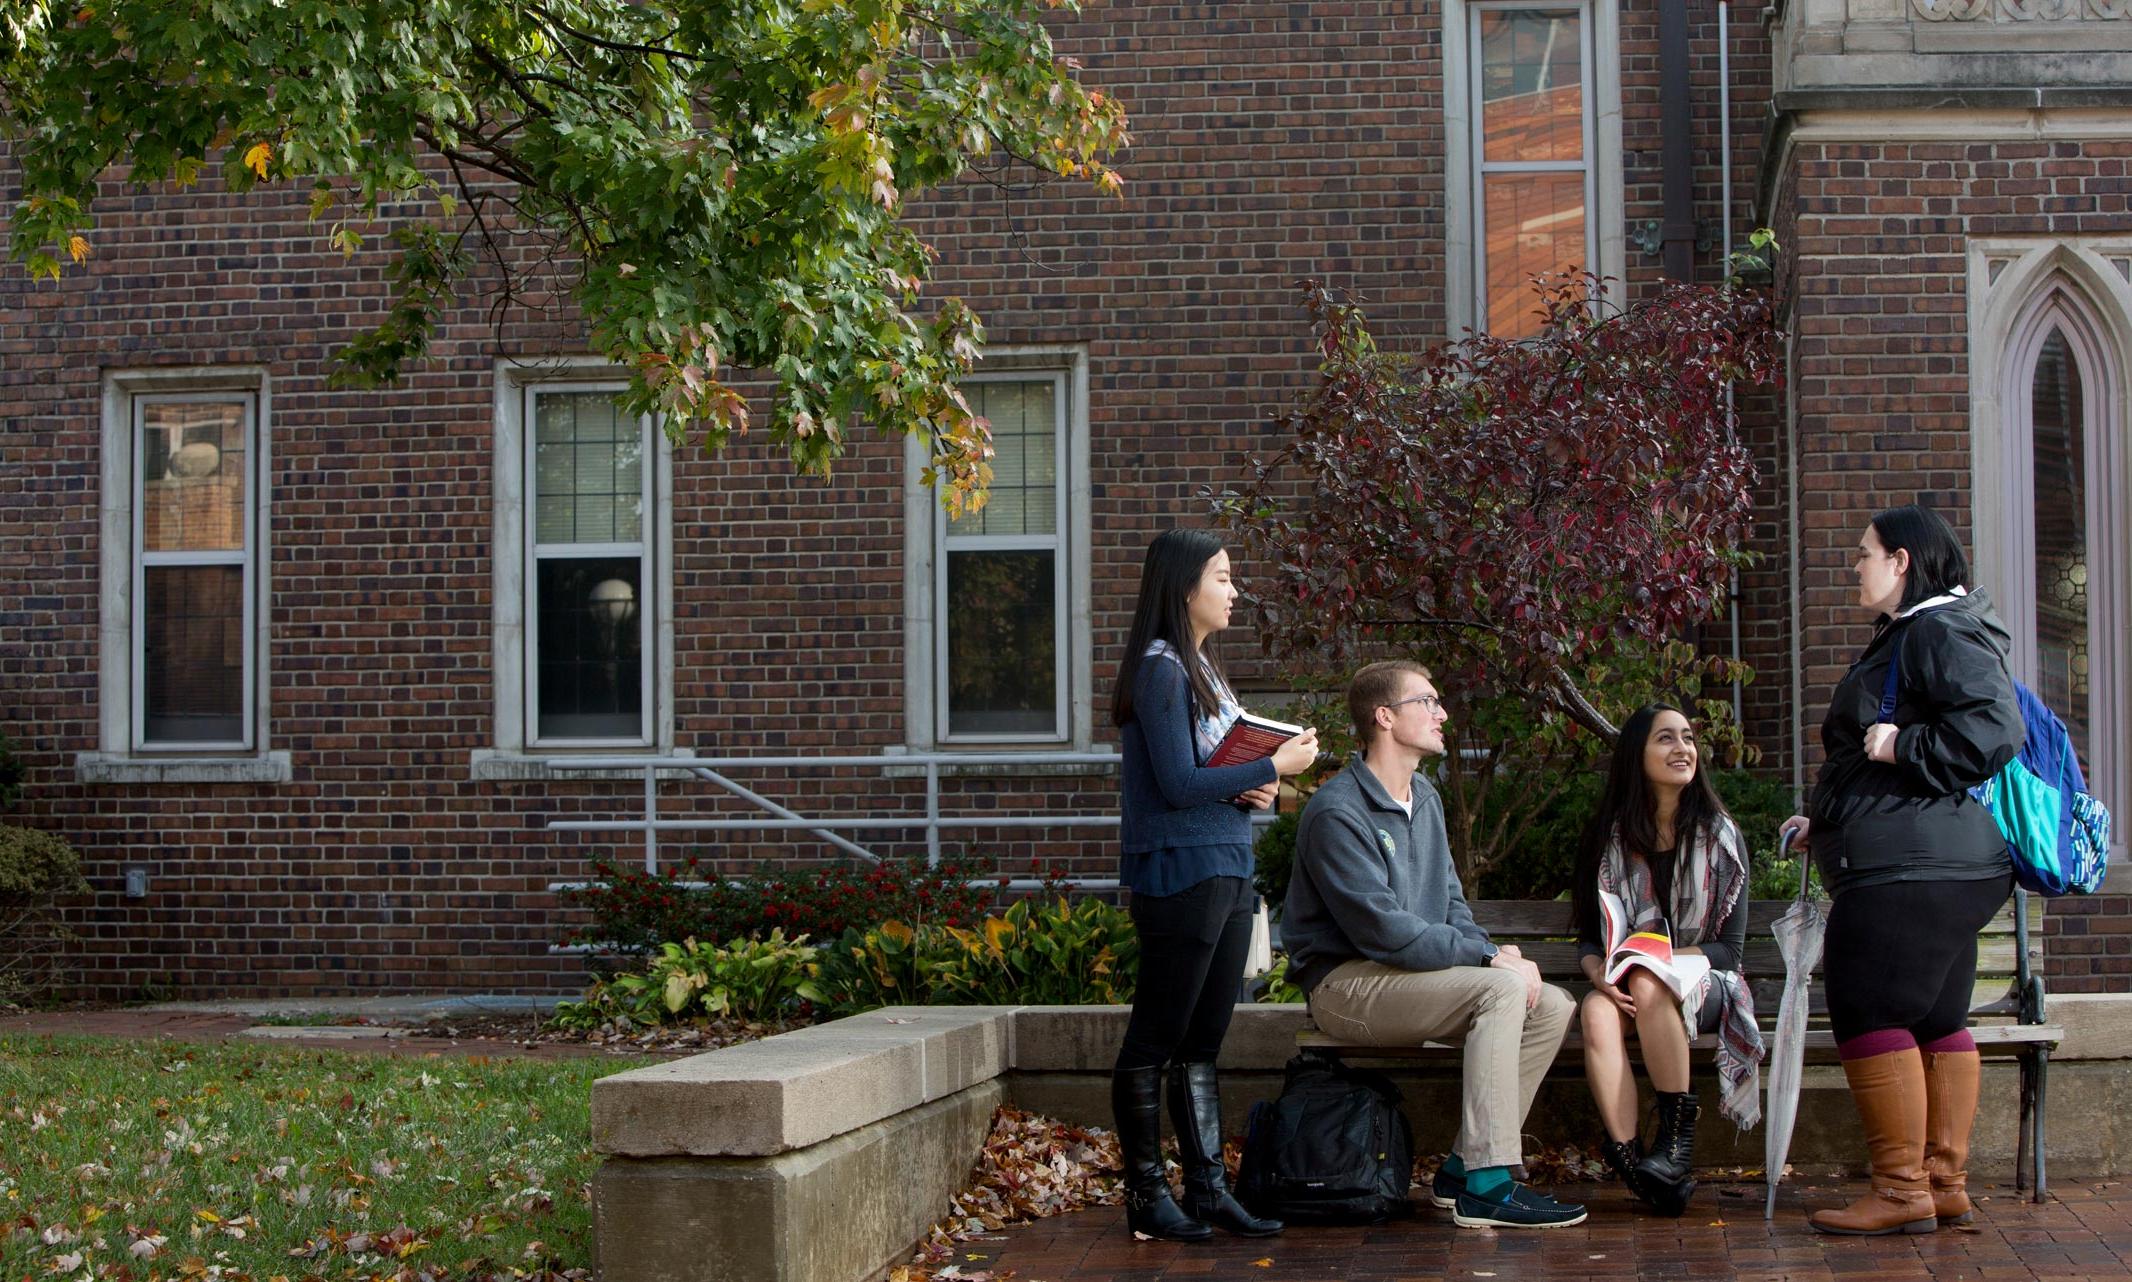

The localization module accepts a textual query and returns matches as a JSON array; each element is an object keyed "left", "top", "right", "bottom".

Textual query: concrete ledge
[
  {"left": 469, "top": 747, "right": 694, "bottom": 781},
  {"left": 590, "top": 993, "right": 2132, "bottom": 1282},
  {"left": 593, "top": 1079, "right": 1002, "bottom": 1282},
  {"left": 593, "top": 1006, "right": 1013, "bottom": 1157},
  {"left": 2049, "top": 993, "right": 2132, "bottom": 1060},
  {"left": 74, "top": 751, "right": 292, "bottom": 785},
  {"left": 1008, "top": 1003, "right": 1307, "bottom": 1071}
]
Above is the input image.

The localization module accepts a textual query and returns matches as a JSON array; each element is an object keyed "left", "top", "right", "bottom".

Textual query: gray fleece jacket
[{"left": 1282, "top": 756, "right": 1495, "bottom": 996}]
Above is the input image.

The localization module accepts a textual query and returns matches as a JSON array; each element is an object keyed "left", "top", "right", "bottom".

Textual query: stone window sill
[
  {"left": 470, "top": 748, "right": 694, "bottom": 782},
  {"left": 75, "top": 751, "right": 293, "bottom": 785}
]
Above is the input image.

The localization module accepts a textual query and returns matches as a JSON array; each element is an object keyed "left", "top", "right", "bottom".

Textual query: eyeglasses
[{"left": 1382, "top": 694, "right": 1443, "bottom": 715}]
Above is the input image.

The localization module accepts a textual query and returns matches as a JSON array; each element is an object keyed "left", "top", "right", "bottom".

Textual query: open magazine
[{"left": 1597, "top": 890, "right": 1710, "bottom": 1001}]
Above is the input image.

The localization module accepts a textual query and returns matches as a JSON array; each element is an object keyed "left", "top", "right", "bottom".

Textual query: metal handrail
[{"left": 541, "top": 749, "right": 1277, "bottom": 893}]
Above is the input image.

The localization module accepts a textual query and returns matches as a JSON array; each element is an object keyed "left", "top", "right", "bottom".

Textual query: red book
[{"left": 1205, "top": 712, "right": 1305, "bottom": 768}]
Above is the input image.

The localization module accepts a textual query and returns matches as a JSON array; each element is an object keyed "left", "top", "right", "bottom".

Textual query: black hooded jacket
[{"left": 1808, "top": 588, "right": 2024, "bottom": 896}]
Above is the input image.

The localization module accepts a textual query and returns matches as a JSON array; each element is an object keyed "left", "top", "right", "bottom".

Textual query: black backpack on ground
[{"left": 1236, "top": 1051, "right": 1414, "bottom": 1224}]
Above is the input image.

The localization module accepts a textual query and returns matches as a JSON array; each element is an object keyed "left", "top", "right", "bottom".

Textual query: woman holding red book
[
  {"left": 1570, "top": 704, "right": 1761, "bottom": 1216},
  {"left": 1108, "top": 528, "right": 1318, "bottom": 1242}
]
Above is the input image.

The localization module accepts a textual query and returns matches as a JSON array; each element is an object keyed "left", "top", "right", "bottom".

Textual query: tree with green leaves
[{"left": 0, "top": 0, "right": 1127, "bottom": 510}]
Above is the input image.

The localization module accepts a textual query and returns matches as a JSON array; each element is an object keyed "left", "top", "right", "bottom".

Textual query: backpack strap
[{"left": 1876, "top": 626, "right": 1907, "bottom": 723}]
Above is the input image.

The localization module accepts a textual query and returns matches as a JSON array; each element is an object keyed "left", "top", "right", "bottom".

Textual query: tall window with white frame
[
  {"left": 528, "top": 385, "right": 652, "bottom": 746},
  {"left": 936, "top": 375, "right": 1067, "bottom": 741},
  {"left": 1471, "top": 3, "right": 1594, "bottom": 339},
  {"left": 133, "top": 393, "right": 255, "bottom": 750}
]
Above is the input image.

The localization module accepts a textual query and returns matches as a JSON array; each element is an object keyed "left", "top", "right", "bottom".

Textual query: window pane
[
  {"left": 142, "top": 401, "right": 246, "bottom": 553},
  {"left": 536, "top": 556, "right": 644, "bottom": 740},
  {"left": 1482, "top": 172, "right": 1587, "bottom": 339},
  {"left": 2031, "top": 328, "right": 2090, "bottom": 764},
  {"left": 946, "top": 549, "right": 1057, "bottom": 736},
  {"left": 142, "top": 564, "right": 244, "bottom": 743},
  {"left": 1480, "top": 11, "right": 1584, "bottom": 163},
  {"left": 950, "top": 381, "right": 1057, "bottom": 537},
  {"left": 533, "top": 391, "right": 641, "bottom": 544}
]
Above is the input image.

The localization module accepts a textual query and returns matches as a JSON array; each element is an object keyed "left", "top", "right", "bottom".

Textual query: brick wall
[
  {"left": 1767, "top": 135, "right": 2132, "bottom": 991},
  {"left": 0, "top": 4, "right": 1824, "bottom": 999}
]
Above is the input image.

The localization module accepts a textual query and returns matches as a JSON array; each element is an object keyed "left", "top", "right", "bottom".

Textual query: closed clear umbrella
[{"left": 1765, "top": 828, "right": 1826, "bottom": 1219}]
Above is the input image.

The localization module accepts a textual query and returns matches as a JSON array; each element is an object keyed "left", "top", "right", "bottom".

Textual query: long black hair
[
  {"left": 1569, "top": 703, "right": 1734, "bottom": 944},
  {"left": 1111, "top": 528, "right": 1228, "bottom": 727},
  {"left": 1869, "top": 502, "right": 1971, "bottom": 614}
]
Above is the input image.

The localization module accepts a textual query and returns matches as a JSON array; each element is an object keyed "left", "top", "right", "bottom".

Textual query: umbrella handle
[{"left": 1779, "top": 825, "right": 1811, "bottom": 901}]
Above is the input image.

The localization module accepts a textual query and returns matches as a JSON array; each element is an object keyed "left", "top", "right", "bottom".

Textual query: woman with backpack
[
  {"left": 1571, "top": 703, "right": 1762, "bottom": 1217},
  {"left": 1781, "top": 503, "right": 2023, "bottom": 1236},
  {"left": 1109, "top": 528, "right": 1319, "bottom": 1242}
]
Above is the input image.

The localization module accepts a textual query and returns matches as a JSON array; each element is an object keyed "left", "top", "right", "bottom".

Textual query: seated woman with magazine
[{"left": 1570, "top": 704, "right": 1766, "bottom": 1217}]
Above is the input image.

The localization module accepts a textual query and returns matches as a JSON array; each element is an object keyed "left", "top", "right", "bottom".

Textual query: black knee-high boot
[
  {"left": 1112, "top": 1067, "right": 1212, "bottom": 1242},
  {"left": 1167, "top": 1062, "right": 1283, "bottom": 1237}
]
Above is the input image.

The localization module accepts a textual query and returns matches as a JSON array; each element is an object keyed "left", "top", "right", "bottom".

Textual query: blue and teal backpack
[{"left": 1881, "top": 640, "right": 2112, "bottom": 896}]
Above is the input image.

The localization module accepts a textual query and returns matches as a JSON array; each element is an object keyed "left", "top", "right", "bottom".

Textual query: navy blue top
[{"left": 1118, "top": 649, "right": 1277, "bottom": 897}]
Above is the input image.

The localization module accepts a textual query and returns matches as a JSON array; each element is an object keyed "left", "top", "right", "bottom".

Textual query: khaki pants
[{"left": 1308, "top": 959, "right": 1575, "bottom": 1170}]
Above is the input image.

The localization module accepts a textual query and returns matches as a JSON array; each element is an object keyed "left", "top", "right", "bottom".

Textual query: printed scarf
[{"left": 1598, "top": 818, "right": 1767, "bottom": 1129}]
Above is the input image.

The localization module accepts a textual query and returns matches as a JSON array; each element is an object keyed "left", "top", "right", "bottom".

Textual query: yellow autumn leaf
[
  {"left": 243, "top": 142, "right": 271, "bottom": 179},
  {"left": 195, "top": 1209, "right": 222, "bottom": 1223},
  {"left": 66, "top": 235, "right": 89, "bottom": 263},
  {"left": 984, "top": 916, "right": 1016, "bottom": 955}
]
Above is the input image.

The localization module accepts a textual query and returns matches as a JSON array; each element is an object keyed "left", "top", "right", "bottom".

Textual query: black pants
[
  {"left": 1823, "top": 873, "right": 2013, "bottom": 1045},
  {"left": 1114, "top": 875, "right": 1257, "bottom": 1072}
]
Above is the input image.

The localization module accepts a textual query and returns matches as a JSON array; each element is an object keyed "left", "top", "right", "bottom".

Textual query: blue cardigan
[{"left": 1118, "top": 651, "right": 1276, "bottom": 896}]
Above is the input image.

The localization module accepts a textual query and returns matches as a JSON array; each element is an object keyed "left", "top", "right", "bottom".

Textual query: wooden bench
[{"left": 1295, "top": 892, "right": 2063, "bottom": 1200}]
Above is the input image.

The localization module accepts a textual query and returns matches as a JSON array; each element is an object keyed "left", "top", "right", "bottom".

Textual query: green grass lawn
[{"left": 0, "top": 1035, "right": 635, "bottom": 1281}]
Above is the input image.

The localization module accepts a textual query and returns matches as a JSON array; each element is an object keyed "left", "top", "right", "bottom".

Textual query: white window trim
[
  {"left": 130, "top": 391, "right": 257, "bottom": 753},
  {"left": 903, "top": 346, "right": 1093, "bottom": 753},
  {"left": 1968, "top": 238, "right": 2132, "bottom": 876},
  {"left": 78, "top": 367, "right": 288, "bottom": 785},
  {"left": 476, "top": 359, "right": 678, "bottom": 781},
  {"left": 1443, "top": 0, "right": 1624, "bottom": 341}
]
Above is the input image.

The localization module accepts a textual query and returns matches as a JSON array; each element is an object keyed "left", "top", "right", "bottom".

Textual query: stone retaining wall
[{"left": 590, "top": 995, "right": 2132, "bottom": 1282}]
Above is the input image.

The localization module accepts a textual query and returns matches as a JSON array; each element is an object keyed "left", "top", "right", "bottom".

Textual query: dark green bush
[
  {"left": 810, "top": 895, "right": 1139, "bottom": 1016},
  {"left": 0, "top": 824, "right": 89, "bottom": 901},
  {"left": 0, "top": 825, "right": 90, "bottom": 1009},
  {"left": 559, "top": 852, "right": 1005, "bottom": 958},
  {"left": 1253, "top": 810, "right": 1300, "bottom": 919},
  {"left": 1467, "top": 765, "right": 1801, "bottom": 901}
]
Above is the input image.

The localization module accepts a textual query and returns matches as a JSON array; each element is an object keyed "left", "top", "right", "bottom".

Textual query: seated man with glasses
[{"left": 1282, "top": 660, "right": 1584, "bottom": 1229}]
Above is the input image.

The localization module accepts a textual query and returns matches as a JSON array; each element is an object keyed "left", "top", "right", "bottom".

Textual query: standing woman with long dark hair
[
  {"left": 1110, "top": 529, "right": 1319, "bottom": 1243},
  {"left": 1570, "top": 704, "right": 1761, "bottom": 1218},
  {"left": 1782, "top": 503, "right": 2023, "bottom": 1236}
]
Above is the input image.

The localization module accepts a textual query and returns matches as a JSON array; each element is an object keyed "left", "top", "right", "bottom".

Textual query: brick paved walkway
[{"left": 956, "top": 1178, "right": 2132, "bottom": 1281}]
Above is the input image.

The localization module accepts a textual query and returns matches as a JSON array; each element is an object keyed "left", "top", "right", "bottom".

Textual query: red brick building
[{"left": 0, "top": 0, "right": 2125, "bottom": 998}]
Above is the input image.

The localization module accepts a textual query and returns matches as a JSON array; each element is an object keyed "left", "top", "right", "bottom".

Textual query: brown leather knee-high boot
[
  {"left": 1922, "top": 1049, "right": 1981, "bottom": 1225},
  {"left": 1809, "top": 1048, "right": 1937, "bottom": 1236}
]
